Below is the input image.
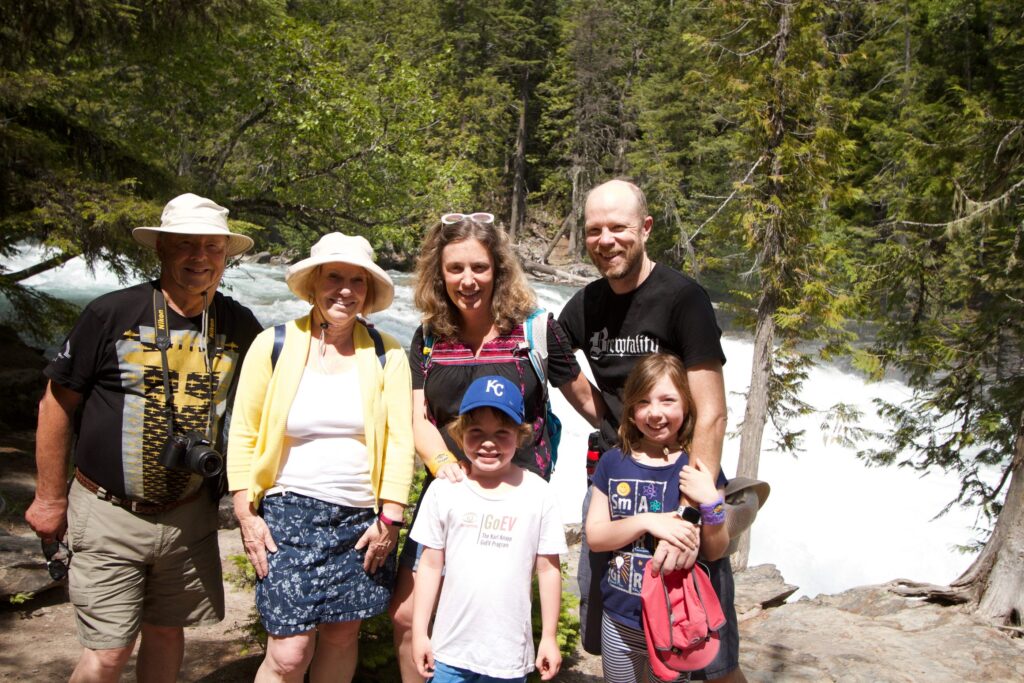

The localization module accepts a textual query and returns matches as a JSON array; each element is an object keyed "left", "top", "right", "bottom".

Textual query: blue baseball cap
[{"left": 458, "top": 375, "right": 525, "bottom": 424}]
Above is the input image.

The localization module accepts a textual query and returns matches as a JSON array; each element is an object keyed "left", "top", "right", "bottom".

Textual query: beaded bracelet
[{"left": 699, "top": 497, "right": 726, "bottom": 526}]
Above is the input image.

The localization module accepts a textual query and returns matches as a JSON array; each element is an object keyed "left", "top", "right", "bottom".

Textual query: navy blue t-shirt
[{"left": 591, "top": 448, "right": 727, "bottom": 629}]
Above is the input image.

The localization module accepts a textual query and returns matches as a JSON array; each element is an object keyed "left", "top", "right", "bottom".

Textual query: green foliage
[
  {"left": 8, "top": 591, "right": 34, "bottom": 605},
  {"left": 843, "top": 0, "right": 1024, "bottom": 529},
  {"left": 225, "top": 553, "right": 258, "bottom": 591},
  {"left": 223, "top": 553, "right": 267, "bottom": 654},
  {"left": 528, "top": 564, "right": 581, "bottom": 683},
  {"left": 5, "top": 0, "right": 1024, "bottom": 568}
]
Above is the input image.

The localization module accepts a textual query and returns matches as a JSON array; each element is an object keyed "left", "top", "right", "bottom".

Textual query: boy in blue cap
[{"left": 410, "top": 375, "right": 567, "bottom": 682}]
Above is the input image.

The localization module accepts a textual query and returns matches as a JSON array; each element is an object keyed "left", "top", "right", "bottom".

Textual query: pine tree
[
  {"left": 848, "top": 0, "right": 1024, "bottom": 626},
  {"left": 633, "top": 0, "right": 858, "bottom": 569}
]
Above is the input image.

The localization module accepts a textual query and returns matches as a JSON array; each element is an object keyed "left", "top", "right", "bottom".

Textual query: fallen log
[{"left": 521, "top": 260, "right": 592, "bottom": 286}]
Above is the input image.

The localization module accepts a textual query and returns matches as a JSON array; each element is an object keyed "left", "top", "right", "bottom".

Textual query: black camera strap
[{"left": 152, "top": 287, "right": 218, "bottom": 440}]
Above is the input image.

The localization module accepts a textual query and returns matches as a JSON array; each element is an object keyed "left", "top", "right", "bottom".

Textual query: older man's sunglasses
[{"left": 42, "top": 539, "right": 73, "bottom": 581}]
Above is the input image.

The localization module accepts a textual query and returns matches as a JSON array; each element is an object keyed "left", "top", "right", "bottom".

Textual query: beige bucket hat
[
  {"left": 285, "top": 232, "right": 395, "bottom": 314},
  {"left": 132, "top": 193, "right": 254, "bottom": 257},
  {"left": 724, "top": 477, "right": 771, "bottom": 555}
]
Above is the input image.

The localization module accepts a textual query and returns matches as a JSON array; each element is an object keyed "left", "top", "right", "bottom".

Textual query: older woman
[
  {"left": 228, "top": 232, "right": 414, "bottom": 683},
  {"left": 388, "top": 212, "right": 604, "bottom": 681}
]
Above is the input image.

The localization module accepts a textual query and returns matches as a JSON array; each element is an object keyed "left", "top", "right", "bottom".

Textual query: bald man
[{"left": 559, "top": 179, "right": 743, "bottom": 682}]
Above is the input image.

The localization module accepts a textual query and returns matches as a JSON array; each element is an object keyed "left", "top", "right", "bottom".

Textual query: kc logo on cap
[{"left": 459, "top": 375, "right": 524, "bottom": 424}]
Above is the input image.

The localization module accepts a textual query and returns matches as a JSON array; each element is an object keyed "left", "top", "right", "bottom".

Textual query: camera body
[{"left": 159, "top": 431, "right": 224, "bottom": 478}]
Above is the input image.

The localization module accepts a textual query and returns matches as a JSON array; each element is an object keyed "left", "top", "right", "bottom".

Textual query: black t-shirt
[
  {"left": 558, "top": 264, "right": 726, "bottom": 450},
  {"left": 45, "top": 281, "right": 262, "bottom": 504},
  {"left": 409, "top": 315, "right": 579, "bottom": 480}
]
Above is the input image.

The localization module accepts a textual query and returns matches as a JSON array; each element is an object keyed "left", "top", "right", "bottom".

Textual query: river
[{"left": 4, "top": 246, "right": 981, "bottom": 598}]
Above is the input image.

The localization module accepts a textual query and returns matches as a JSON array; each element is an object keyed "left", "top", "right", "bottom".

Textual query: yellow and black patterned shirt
[{"left": 45, "top": 281, "right": 262, "bottom": 504}]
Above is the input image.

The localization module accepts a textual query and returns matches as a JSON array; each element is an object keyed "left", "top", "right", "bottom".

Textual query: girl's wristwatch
[{"left": 677, "top": 505, "right": 702, "bottom": 525}]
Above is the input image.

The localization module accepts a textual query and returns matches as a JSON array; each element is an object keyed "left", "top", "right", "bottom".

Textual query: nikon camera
[{"left": 159, "top": 431, "right": 224, "bottom": 478}]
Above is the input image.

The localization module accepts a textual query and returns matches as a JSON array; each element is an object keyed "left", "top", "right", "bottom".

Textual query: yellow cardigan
[{"left": 226, "top": 314, "right": 415, "bottom": 510}]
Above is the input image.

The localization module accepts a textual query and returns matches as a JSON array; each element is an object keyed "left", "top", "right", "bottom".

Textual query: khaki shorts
[{"left": 67, "top": 479, "right": 224, "bottom": 649}]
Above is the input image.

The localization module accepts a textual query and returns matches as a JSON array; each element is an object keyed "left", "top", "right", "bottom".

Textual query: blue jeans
[{"left": 431, "top": 661, "right": 527, "bottom": 683}]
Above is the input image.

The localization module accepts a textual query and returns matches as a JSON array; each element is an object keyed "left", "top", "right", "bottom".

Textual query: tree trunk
[
  {"left": 732, "top": 0, "right": 790, "bottom": 573},
  {"left": 733, "top": 291, "right": 777, "bottom": 571},
  {"left": 567, "top": 164, "right": 584, "bottom": 259},
  {"left": 509, "top": 71, "right": 529, "bottom": 242},
  {"left": 894, "top": 408, "right": 1024, "bottom": 627},
  {"left": 954, "top": 408, "right": 1024, "bottom": 624},
  {"left": 542, "top": 214, "right": 572, "bottom": 263}
]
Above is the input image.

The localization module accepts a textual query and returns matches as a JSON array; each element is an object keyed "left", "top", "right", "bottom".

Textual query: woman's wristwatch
[{"left": 378, "top": 511, "right": 406, "bottom": 529}]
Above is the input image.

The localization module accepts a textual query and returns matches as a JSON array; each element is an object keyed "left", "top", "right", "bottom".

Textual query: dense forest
[{"left": 1, "top": 1, "right": 1021, "bottom": 627}]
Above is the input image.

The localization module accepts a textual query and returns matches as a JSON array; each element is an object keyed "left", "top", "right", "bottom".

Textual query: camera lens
[{"left": 187, "top": 445, "right": 224, "bottom": 478}]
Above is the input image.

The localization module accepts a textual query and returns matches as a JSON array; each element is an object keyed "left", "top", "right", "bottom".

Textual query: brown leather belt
[{"left": 75, "top": 469, "right": 202, "bottom": 515}]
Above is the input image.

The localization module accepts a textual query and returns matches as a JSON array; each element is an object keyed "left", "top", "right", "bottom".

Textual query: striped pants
[{"left": 600, "top": 612, "right": 689, "bottom": 683}]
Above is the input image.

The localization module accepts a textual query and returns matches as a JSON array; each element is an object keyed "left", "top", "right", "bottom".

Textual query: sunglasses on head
[
  {"left": 440, "top": 212, "right": 495, "bottom": 225},
  {"left": 42, "top": 539, "right": 73, "bottom": 582}
]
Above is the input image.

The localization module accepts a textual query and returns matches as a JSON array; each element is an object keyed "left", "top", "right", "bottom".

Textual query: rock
[
  {"left": 0, "top": 530, "right": 60, "bottom": 600},
  {"left": 0, "top": 325, "right": 47, "bottom": 430},
  {"left": 564, "top": 523, "right": 583, "bottom": 547},
  {"left": 218, "top": 496, "right": 239, "bottom": 530},
  {"left": 739, "top": 584, "right": 1024, "bottom": 681},
  {"left": 734, "top": 563, "right": 799, "bottom": 615}
]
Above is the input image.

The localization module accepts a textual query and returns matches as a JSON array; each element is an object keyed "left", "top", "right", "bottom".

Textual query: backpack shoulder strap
[
  {"left": 524, "top": 308, "right": 549, "bottom": 391},
  {"left": 359, "top": 318, "right": 387, "bottom": 369},
  {"left": 421, "top": 322, "right": 436, "bottom": 369},
  {"left": 270, "top": 323, "right": 286, "bottom": 370}
]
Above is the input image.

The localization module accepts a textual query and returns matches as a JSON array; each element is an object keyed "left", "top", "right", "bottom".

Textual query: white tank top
[{"left": 268, "top": 365, "right": 374, "bottom": 507}]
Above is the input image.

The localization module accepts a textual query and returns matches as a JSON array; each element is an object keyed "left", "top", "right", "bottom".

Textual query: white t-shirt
[
  {"left": 410, "top": 472, "right": 568, "bottom": 678},
  {"left": 269, "top": 366, "right": 374, "bottom": 507}
]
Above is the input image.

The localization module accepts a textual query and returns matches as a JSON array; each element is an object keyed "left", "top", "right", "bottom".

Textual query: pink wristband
[{"left": 378, "top": 511, "right": 406, "bottom": 529}]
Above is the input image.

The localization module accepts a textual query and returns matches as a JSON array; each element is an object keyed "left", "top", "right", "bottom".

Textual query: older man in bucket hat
[{"left": 26, "top": 193, "right": 262, "bottom": 682}]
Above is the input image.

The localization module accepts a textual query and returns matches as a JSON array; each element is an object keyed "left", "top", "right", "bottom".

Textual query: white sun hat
[
  {"left": 132, "top": 193, "right": 255, "bottom": 257},
  {"left": 286, "top": 232, "right": 395, "bottom": 314}
]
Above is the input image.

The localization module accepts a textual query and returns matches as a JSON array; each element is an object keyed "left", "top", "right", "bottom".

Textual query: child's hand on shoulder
[
  {"left": 536, "top": 634, "right": 562, "bottom": 680},
  {"left": 679, "top": 457, "right": 719, "bottom": 505}
]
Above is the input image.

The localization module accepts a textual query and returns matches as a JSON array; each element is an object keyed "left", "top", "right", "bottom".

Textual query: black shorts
[{"left": 690, "top": 557, "right": 739, "bottom": 680}]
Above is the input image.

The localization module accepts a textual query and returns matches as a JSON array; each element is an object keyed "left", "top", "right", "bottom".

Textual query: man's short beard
[{"left": 602, "top": 247, "right": 644, "bottom": 281}]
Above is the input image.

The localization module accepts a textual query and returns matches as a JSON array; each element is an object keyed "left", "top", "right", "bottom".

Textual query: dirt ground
[{"left": 0, "top": 430, "right": 602, "bottom": 681}]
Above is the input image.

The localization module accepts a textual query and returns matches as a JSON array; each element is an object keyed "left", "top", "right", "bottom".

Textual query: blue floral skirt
[{"left": 256, "top": 492, "right": 396, "bottom": 636}]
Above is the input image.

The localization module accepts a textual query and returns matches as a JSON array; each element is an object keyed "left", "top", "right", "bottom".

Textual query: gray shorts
[{"left": 66, "top": 479, "right": 224, "bottom": 649}]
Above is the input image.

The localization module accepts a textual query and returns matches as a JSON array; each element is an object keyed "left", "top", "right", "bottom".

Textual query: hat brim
[
  {"left": 286, "top": 254, "right": 395, "bottom": 315},
  {"left": 457, "top": 399, "right": 524, "bottom": 425},
  {"left": 724, "top": 477, "right": 771, "bottom": 555},
  {"left": 670, "top": 632, "right": 721, "bottom": 674},
  {"left": 133, "top": 226, "right": 254, "bottom": 257}
]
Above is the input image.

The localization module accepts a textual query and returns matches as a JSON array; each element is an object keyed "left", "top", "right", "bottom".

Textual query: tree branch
[
  {"left": 209, "top": 100, "right": 275, "bottom": 187},
  {"left": 886, "top": 176, "right": 1024, "bottom": 230},
  {"left": 0, "top": 251, "right": 77, "bottom": 284},
  {"left": 681, "top": 155, "right": 766, "bottom": 248}
]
